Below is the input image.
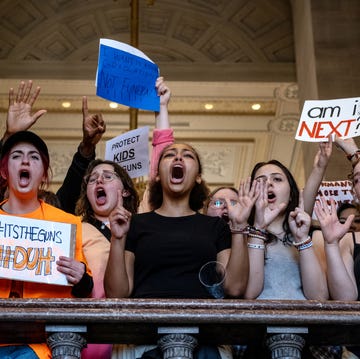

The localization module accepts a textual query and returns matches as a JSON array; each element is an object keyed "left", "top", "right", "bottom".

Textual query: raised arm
[
  {"left": 2, "top": 80, "right": 47, "bottom": 144},
  {"left": 334, "top": 136, "right": 360, "bottom": 167},
  {"left": 104, "top": 190, "right": 133, "bottom": 298},
  {"left": 314, "top": 197, "right": 358, "bottom": 300},
  {"left": 56, "top": 96, "right": 106, "bottom": 213},
  {"left": 290, "top": 191, "right": 328, "bottom": 300},
  {"left": 149, "top": 76, "right": 174, "bottom": 179},
  {"left": 222, "top": 178, "right": 260, "bottom": 297},
  {"left": 303, "top": 139, "right": 332, "bottom": 216}
]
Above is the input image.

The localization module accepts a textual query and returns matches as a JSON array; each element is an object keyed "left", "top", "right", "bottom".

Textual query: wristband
[
  {"left": 298, "top": 241, "right": 313, "bottom": 251},
  {"left": 292, "top": 236, "right": 311, "bottom": 248},
  {"left": 247, "top": 243, "right": 265, "bottom": 250}
]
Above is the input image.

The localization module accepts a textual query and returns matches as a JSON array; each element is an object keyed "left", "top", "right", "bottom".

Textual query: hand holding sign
[
  {"left": 109, "top": 190, "right": 132, "bottom": 241},
  {"left": 56, "top": 256, "right": 86, "bottom": 285}
]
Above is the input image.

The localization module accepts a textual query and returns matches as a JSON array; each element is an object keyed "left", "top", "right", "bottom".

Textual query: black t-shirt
[{"left": 125, "top": 211, "right": 231, "bottom": 298}]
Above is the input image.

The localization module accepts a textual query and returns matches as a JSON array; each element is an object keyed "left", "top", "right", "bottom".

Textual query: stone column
[
  {"left": 266, "top": 333, "right": 305, "bottom": 359},
  {"left": 158, "top": 333, "right": 198, "bottom": 359},
  {"left": 46, "top": 325, "right": 87, "bottom": 359}
]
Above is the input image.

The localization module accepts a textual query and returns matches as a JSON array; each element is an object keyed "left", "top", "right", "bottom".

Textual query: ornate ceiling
[{"left": 0, "top": 0, "right": 295, "bottom": 82}]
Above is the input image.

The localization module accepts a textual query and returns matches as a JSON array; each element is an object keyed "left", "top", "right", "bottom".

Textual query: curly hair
[
  {"left": 148, "top": 143, "right": 210, "bottom": 211},
  {"left": 75, "top": 159, "right": 139, "bottom": 222}
]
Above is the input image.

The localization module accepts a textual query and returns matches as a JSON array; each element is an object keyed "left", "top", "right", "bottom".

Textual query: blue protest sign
[{"left": 96, "top": 39, "right": 160, "bottom": 112}]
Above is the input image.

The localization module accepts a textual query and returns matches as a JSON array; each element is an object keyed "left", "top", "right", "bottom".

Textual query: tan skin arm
[
  {"left": 104, "top": 190, "right": 133, "bottom": 298},
  {"left": 314, "top": 197, "right": 357, "bottom": 300}
]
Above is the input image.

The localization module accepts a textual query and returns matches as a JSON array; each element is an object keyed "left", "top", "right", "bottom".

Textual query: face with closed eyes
[
  {"left": 254, "top": 164, "right": 291, "bottom": 212},
  {"left": 157, "top": 143, "right": 202, "bottom": 195},
  {"left": 86, "top": 163, "right": 128, "bottom": 221},
  {"left": 4, "top": 142, "right": 45, "bottom": 200}
]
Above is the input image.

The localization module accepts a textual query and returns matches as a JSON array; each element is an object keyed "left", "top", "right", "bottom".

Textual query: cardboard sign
[
  {"left": 0, "top": 215, "right": 75, "bottom": 286},
  {"left": 312, "top": 180, "right": 356, "bottom": 219},
  {"left": 105, "top": 126, "right": 150, "bottom": 179},
  {"left": 296, "top": 97, "right": 360, "bottom": 142},
  {"left": 96, "top": 38, "right": 160, "bottom": 111}
]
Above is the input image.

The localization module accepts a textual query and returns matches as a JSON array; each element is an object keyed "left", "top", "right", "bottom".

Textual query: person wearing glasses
[{"left": 74, "top": 77, "right": 172, "bottom": 359}]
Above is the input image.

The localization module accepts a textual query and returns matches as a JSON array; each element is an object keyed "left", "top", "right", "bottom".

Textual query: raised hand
[
  {"left": 254, "top": 179, "right": 286, "bottom": 230},
  {"left": 156, "top": 76, "right": 171, "bottom": 107},
  {"left": 313, "top": 137, "right": 332, "bottom": 170},
  {"left": 288, "top": 190, "right": 311, "bottom": 242},
  {"left": 5, "top": 80, "right": 47, "bottom": 141},
  {"left": 230, "top": 177, "right": 260, "bottom": 227},
  {"left": 109, "top": 190, "right": 132, "bottom": 240},
  {"left": 314, "top": 196, "right": 353, "bottom": 244},
  {"left": 79, "top": 96, "right": 106, "bottom": 157}
]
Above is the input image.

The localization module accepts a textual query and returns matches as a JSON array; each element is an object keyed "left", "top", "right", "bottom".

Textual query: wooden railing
[{"left": 0, "top": 298, "right": 360, "bottom": 358}]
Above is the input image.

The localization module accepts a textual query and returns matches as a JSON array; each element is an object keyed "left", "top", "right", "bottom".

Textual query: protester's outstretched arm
[
  {"left": 314, "top": 197, "right": 357, "bottom": 300},
  {"left": 335, "top": 136, "right": 360, "bottom": 167},
  {"left": 57, "top": 97, "right": 105, "bottom": 213},
  {"left": 150, "top": 77, "right": 173, "bottom": 179},
  {"left": 2, "top": 80, "right": 47, "bottom": 143},
  {"left": 303, "top": 139, "right": 332, "bottom": 215},
  {"left": 223, "top": 178, "right": 260, "bottom": 297},
  {"left": 290, "top": 192, "right": 328, "bottom": 300},
  {"left": 104, "top": 191, "right": 133, "bottom": 298}
]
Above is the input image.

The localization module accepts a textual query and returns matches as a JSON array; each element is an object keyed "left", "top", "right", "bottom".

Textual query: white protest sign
[
  {"left": 296, "top": 97, "right": 360, "bottom": 142},
  {"left": 312, "top": 180, "right": 355, "bottom": 220},
  {"left": 105, "top": 126, "right": 149, "bottom": 178},
  {"left": 0, "top": 215, "right": 76, "bottom": 286}
]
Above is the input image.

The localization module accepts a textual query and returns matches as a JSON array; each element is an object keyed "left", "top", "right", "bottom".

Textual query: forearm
[
  {"left": 303, "top": 166, "right": 326, "bottom": 215},
  {"left": 224, "top": 235, "right": 249, "bottom": 297},
  {"left": 155, "top": 103, "right": 170, "bottom": 129},
  {"left": 299, "top": 248, "right": 329, "bottom": 300},
  {"left": 243, "top": 239, "right": 265, "bottom": 299},
  {"left": 325, "top": 244, "right": 358, "bottom": 300},
  {"left": 56, "top": 148, "right": 94, "bottom": 214},
  {"left": 104, "top": 238, "right": 131, "bottom": 298}
]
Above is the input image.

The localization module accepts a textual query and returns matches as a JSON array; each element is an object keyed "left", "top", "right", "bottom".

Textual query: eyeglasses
[
  {"left": 86, "top": 170, "right": 119, "bottom": 185},
  {"left": 209, "top": 198, "right": 239, "bottom": 209}
]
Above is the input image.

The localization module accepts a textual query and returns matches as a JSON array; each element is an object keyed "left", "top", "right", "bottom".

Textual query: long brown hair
[{"left": 75, "top": 159, "right": 139, "bottom": 222}]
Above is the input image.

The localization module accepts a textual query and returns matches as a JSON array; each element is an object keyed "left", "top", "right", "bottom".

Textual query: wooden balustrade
[{"left": 0, "top": 298, "right": 360, "bottom": 358}]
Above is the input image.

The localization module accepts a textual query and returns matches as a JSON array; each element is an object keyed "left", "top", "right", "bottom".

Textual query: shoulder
[{"left": 41, "top": 201, "right": 82, "bottom": 225}]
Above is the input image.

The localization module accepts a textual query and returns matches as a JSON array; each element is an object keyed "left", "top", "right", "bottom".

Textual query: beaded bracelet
[
  {"left": 292, "top": 236, "right": 311, "bottom": 248},
  {"left": 247, "top": 243, "right": 265, "bottom": 250},
  {"left": 248, "top": 233, "right": 267, "bottom": 241},
  {"left": 230, "top": 226, "right": 249, "bottom": 234},
  {"left": 298, "top": 241, "right": 313, "bottom": 251},
  {"left": 347, "top": 149, "right": 360, "bottom": 161}
]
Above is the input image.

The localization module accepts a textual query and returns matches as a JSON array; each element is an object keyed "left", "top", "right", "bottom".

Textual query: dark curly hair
[
  {"left": 75, "top": 159, "right": 139, "bottom": 222},
  {"left": 148, "top": 143, "right": 210, "bottom": 211},
  {"left": 249, "top": 159, "right": 299, "bottom": 240}
]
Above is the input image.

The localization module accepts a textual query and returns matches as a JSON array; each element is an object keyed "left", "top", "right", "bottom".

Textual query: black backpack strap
[{"left": 89, "top": 218, "right": 112, "bottom": 242}]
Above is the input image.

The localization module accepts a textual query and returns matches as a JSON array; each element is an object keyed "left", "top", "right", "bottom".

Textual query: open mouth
[
  {"left": 268, "top": 192, "right": 276, "bottom": 202},
  {"left": 96, "top": 188, "right": 107, "bottom": 205},
  {"left": 19, "top": 170, "right": 30, "bottom": 186},
  {"left": 171, "top": 165, "right": 184, "bottom": 183},
  {"left": 221, "top": 213, "right": 229, "bottom": 223}
]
